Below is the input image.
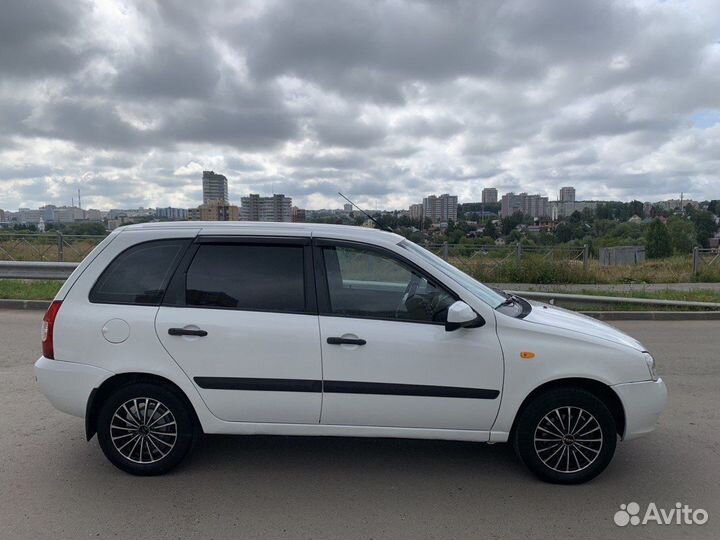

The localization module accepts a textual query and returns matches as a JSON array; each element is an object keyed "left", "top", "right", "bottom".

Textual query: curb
[{"left": 0, "top": 299, "right": 51, "bottom": 310}]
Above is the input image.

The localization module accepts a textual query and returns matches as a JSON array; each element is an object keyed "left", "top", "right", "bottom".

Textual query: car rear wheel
[
  {"left": 513, "top": 387, "right": 617, "bottom": 484},
  {"left": 97, "top": 383, "right": 197, "bottom": 475}
]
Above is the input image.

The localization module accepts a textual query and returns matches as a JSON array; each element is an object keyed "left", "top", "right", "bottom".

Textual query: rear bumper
[
  {"left": 612, "top": 378, "right": 667, "bottom": 441},
  {"left": 34, "top": 356, "right": 112, "bottom": 418}
]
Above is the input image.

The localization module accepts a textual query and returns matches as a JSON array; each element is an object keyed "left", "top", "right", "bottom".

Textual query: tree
[
  {"left": 628, "top": 200, "right": 644, "bottom": 219},
  {"left": 554, "top": 222, "right": 573, "bottom": 243},
  {"left": 686, "top": 207, "right": 718, "bottom": 247},
  {"left": 646, "top": 219, "right": 672, "bottom": 259},
  {"left": 483, "top": 220, "right": 498, "bottom": 239},
  {"left": 666, "top": 217, "right": 696, "bottom": 254},
  {"left": 501, "top": 211, "right": 525, "bottom": 235}
]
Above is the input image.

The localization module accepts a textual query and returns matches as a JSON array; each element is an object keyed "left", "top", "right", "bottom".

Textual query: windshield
[{"left": 398, "top": 240, "right": 507, "bottom": 308}]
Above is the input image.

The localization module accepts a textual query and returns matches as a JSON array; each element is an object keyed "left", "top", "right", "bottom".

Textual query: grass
[
  {"left": 453, "top": 255, "right": 720, "bottom": 284},
  {"left": 0, "top": 280, "right": 62, "bottom": 300}
]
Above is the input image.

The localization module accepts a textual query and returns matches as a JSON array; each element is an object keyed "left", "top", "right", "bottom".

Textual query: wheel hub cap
[
  {"left": 110, "top": 398, "right": 177, "bottom": 464},
  {"left": 533, "top": 406, "right": 603, "bottom": 474}
]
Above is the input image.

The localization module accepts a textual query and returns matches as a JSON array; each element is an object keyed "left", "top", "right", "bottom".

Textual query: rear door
[
  {"left": 155, "top": 236, "right": 322, "bottom": 424},
  {"left": 315, "top": 239, "right": 504, "bottom": 431}
]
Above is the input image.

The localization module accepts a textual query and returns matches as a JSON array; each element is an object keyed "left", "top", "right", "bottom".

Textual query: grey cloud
[
  {"left": 396, "top": 116, "right": 465, "bottom": 139},
  {"left": 115, "top": 44, "right": 221, "bottom": 100},
  {"left": 549, "top": 103, "right": 679, "bottom": 141},
  {"left": 1, "top": 0, "right": 719, "bottom": 210},
  {"left": 313, "top": 116, "right": 387, "bottom": 149},
  {"left": 159, "top": 104, "right": 299, "bottom": 149},
  {"left": 0, "top": 0, "right": 95, "bottom": 78}
]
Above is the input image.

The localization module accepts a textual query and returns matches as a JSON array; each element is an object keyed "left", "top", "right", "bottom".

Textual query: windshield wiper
[{"left": 497, "top": 293, "right": 524, "bottom": 308}]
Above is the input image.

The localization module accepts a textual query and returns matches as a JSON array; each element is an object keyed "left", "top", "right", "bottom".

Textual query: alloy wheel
[
  {"left": 110, "top": 398, "right": 178, "bottom": 464},
  {"left": 533, "top": 406, "right": 603, "bottom": 474}
]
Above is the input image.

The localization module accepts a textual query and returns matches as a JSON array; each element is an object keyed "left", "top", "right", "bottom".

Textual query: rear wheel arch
[
  {"left": 86, "top": 373, "right": 201, "bottom": 441},
  {"left": 510, "top": 377, "right": 626, "bottom": 439}
]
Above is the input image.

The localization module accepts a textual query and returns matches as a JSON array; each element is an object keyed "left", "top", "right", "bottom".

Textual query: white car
[{"left": 35, "top": 222, "right": 666, "bottom": 483}]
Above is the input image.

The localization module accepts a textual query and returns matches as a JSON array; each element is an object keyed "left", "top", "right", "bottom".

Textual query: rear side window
[
  {"left": 90, "top": 240, "right": 188, "bottom": 305},
  {"left": 185, "top": 244, "right": 306, "bottom": 312}
]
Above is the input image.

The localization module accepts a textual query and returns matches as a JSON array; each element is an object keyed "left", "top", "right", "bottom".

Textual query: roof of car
[{"left": 119, "top": 221, "right": 405, "bottom": 244}]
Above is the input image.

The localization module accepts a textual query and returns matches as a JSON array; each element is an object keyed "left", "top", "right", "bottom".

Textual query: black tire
[
  {"left": 513, "top": 387, "right": 617, "bottom": 484},
  {"left": 97, "top": 382, "right": 197, "bottom": 476}
]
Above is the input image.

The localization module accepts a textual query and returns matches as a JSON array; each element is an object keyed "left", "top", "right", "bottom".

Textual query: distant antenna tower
[{"left": 78, "top": 188, "right": 82, "bottom": 209}]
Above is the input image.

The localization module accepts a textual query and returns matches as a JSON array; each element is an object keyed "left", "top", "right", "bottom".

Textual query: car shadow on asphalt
[{"left": 181, "top": 434, "right": 526, "bottom": 481}]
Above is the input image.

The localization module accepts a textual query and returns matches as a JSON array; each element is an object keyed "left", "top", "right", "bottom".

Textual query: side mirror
[{"left": 445, "top": 300, "right": 485, "bottom": 331}]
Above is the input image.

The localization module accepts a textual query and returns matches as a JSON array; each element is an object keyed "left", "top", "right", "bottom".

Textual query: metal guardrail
[
  {"left": 0, "top": 261, "right": 79, "bottom": 280},
  {"left": 506, "top": 290, "right": 720, "bottom": 310},
  {"left": 1, "top": 261, "right": 719, "bottom": 310}
]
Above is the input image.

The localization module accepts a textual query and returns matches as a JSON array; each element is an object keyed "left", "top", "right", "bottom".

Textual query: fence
[
  {"left": 692, "top": 247, "right": 720, "bottom": 277},
  {"left": 599, "top": 246, "right": 645, "bottom": 266},
  {"left": 426, "top": 243, "right": 589, "bottom": 281},
  {"left": 0, "top": 233, "right": 106, "bottom": 262}
]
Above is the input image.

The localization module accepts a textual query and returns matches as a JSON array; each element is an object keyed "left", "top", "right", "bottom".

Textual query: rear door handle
[
  {"left": 327, "top": 337, "right": 366, "bottom": 346},
  {"left": 168, "top": 328, "right": 208, "bottom": 337}
]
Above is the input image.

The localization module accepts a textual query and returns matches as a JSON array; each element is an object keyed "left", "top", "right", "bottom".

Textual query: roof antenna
[{"left": 338, "top": 192, "right": 392, "bottom": 232}]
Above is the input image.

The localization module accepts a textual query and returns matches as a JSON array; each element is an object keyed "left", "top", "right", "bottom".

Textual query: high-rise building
[
  {"left": 422, "top": 194, "right": 458, "bottom": 223},
  {"left": 188, "top": 200, "right": 239, "bottom": 221},
  {"left": 240, "top": 194, "right": 292, "bottom": 222},
  {"left": 292, "top": 206, "right": 306, "bottom": 222},
  {"left": 202, "top": 170, "right": 229, "bottom": 204},
  {"left": 409, "top": 203, "right": 424, "bottom": 221},
  {"left": 156, "top": 207, "right": 188, "bottom": 221},
  {"left": 501, "top": 192, "right": 550, "bottom": 218},
  {"left": 559, "top": 186, "right": 576, "bottom": 202},
  {"left": 482, "top": 188, "right": 498, "bottom": 204}
]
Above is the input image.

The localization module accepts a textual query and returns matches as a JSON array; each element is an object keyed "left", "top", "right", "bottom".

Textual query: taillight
[{"left": 42, "top": 300, "right": 63, "bottom": 359}]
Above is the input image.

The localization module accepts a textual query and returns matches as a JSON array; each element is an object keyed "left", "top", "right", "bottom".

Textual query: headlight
[{"left": 643, "top": 352, "right": 658, "bottom": 381}]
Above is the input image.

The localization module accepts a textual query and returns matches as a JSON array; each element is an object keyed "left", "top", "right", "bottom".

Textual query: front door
[
  {"left": 156, "top": 237, "right": 322, "bottom": 424},
  {"left": 315, "top": 240, "right": 504, "bottom": 431}
]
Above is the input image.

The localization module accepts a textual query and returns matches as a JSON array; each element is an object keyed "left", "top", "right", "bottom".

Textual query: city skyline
[{"left": 1, "top": 1, "right": 719, "bottom": 212}]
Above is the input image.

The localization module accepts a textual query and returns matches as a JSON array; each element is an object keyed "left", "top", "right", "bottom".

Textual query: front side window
[
  {"left": 185, "top": 244, "right": 306, "bottom": 312},
  {"left": 90, "top": 239, "right": 188, "bottom": 305},
  {"left": 321, "top": 245, "right": 454, "bottom": 323}
]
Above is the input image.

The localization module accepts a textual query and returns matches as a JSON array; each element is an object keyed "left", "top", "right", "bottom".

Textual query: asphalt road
[{"left": 1, "top": 310, "right": 718, "bottom": 540}]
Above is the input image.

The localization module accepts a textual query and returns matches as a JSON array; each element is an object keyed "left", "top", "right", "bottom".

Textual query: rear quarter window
[{"left": 89, "top": 239, "right": 189, "bottom": 305}]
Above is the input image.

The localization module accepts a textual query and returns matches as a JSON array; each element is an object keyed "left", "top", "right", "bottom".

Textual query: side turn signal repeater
[{"left": 520, "top": 351, "right": 535, "bottom": 360}]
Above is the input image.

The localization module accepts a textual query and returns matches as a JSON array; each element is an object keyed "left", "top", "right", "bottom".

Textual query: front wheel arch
[
  {"left": 86, "top": 373, "right": 201, "bottom": 441},
  {"left": 509, "top": 378, "right": 626, "bottom": 440}
]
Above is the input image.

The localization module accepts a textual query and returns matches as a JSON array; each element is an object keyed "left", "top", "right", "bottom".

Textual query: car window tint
[
  {"left": 322, "top": 246, "right": 454, "bottom": 322},
  {"left": 186, "top": 244, "right": 305, "bottom": 312},
  {"left": 90, "top": 240, "right": 187, "bottom": 305}
]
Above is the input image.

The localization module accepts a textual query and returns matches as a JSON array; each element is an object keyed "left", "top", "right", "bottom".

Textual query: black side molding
[
  {"left": 193, "top": 377, "right": 499, "bottom": 399},
  {"left": 194, "top": 377, "right": 322, "bottom": 393},
  {"left": 324, "top": 380, "right": 499, "bottom": 400}
]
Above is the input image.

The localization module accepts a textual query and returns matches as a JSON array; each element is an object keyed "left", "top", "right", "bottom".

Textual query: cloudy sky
[{"left": 1, "top": 0, "right": 719, "bottom": 211}]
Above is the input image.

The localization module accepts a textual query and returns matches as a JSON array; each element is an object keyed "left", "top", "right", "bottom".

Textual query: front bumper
[
  {"left": 34, "top": 356, "right": 112, "bottom": 418},
  {"left": 612, "top": 378, "right": 667, "bottom": 440}
]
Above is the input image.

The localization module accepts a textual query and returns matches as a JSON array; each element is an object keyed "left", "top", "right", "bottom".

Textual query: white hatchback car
[{"left": 35, "top": 222, "right": 666, "bottom": 483}]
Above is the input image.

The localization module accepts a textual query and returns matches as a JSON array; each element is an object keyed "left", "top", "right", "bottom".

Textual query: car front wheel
[
  {"left": 97, "top": 383, "right": 197, "bottom": 475},
  {"left": 513, "top": 388, "right": 617, "bottom": 484}
]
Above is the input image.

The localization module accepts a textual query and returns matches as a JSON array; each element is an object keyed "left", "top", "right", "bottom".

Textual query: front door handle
[
  {"left": 168, "top": 327, "right": 208, "bottom": 337},
  {"left": 327, "top": 337, "right": 366, "bottom": 346}
]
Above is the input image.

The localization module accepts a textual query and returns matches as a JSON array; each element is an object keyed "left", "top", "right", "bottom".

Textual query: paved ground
[{"left": 0, "top": 310, "right": 717, "bottom": 540}]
